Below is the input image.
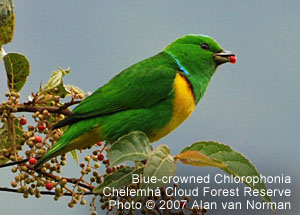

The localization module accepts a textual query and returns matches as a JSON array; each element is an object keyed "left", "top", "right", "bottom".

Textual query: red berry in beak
[{"left": 228, "top": 55, "right": 237, "bottom": 64}]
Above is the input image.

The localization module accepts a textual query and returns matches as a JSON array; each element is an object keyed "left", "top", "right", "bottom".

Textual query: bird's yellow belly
[
  {"left": 65, "top": 127, "right": 102, "bottom": 153},
  {"left": 150, "top": 73, "right": 196, "bottom": 142}
]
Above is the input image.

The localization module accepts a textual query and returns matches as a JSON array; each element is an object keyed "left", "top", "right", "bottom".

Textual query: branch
[
  {"left": 0, "top": 157, "right": 35, "bottom": 168},
  {"left": 0, "top": 187, "right": 94, "bottom": 196},
  {"left": 0, "top": 158, "right": 94, "bottom": 192},
  {"left": 26, "top": 165, "right": 94, "bottom": 192},
  {"left": 15, "top": 104, "right": 73, "bottom": 116},
  {"left": 0, "top": 99, "right": 82, "bottom": 116}
]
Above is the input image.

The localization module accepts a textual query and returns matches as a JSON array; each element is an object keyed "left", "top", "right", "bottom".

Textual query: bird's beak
[{"left": 213, "top": 50, "right": 236, "bottom": 65}]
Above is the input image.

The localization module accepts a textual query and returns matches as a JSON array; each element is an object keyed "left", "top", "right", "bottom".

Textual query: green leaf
[
  {"left": 140, "top": 145, "right": 176, "bottom": 190},
  {"left": 180, "top": 141, "right": 272, "bottom": 204},
  {"left": 93, "top": 166, "right": 143, "bottom": 194},
  {"left": 40, "top": 68, "right": 70, "bottom": 97},
  {"left": 0, "top": 116, "right": 25, "bottom": 164},
  {"left": 0, "top": 0, "right": 14, "bottom": 45},
  {"left": 70, "top": 150, "right": 78, "bottom": 162},
  {"left": 4, "top": 53, "right": 30, "bottom": 92},
  {"left": 64, "top": 85, "right": 85, "bottom": 96},
  {"left": 107, "top": 131, "right": 153, "bottom": 166}
]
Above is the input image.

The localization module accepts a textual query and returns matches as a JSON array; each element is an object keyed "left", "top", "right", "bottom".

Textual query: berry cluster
[{"left": 0, "top": 91, "right": 208, "bottom": 215}]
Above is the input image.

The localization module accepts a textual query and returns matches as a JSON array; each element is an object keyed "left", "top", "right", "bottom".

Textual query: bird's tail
[{"left": 35, "top": 119, "right": 102, "bottom": 169}]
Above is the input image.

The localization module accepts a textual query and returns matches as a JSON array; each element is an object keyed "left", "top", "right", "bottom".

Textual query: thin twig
[
  {"left": 155, "top": 205, "right": 163, "bottom": 215},
  {"left": 26, "top": 165, "right": 94, "bottom": 191},
  {"left": 161, "top": 187, "right": 170, "bottom": 215},
  {"left": 0, "top": 157, "right": 94, "bottom": 192},
  {"left": 0, "top": 157, "right": 40, "bottom": 168},
  {"left": 0, "top": 159, "right": 94, "bottom": 191},
  {"left": 0, "top": 187, "right": 94, "bottom": 196}
]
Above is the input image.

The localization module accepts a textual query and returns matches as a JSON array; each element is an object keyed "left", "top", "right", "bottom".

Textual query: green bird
[{"left": 35, "top": 34, "right": 236, "bottom": 168}]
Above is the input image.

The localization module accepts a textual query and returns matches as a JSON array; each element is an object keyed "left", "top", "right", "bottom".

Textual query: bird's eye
[{"left": 201, "top": 43, "right": 209, "bottom": 50}]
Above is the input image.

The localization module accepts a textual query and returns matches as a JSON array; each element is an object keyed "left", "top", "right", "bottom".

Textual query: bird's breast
[{"left": 150, "top": 73, "right": 196, "bottom": 141}]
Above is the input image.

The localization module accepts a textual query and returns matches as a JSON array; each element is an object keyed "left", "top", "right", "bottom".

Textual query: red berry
[
  {"left": 180, "top": 201, "right": 186, "bottom": 208},
  {"left": 97, "top": 153, "right": 104, "bottom": 161},
  {"left": 106, "top": 159, "right": 110, "bottom": 165},
  {"left": 97, "top": 142, "right": 102, "bottom": 146},
  {"left": 35, "top": 135, "right": 43, "bottom": 143},
  {"left": 37, "top": 123, "right": 46, "bottom": 131},
  {"left": 45, "top": 182, "right": 53, "bottom": 190},
  {"left": 19, "top": 117, "right": 27, "bottom": 125},
  {"left": 106, "top": 167, "right": 113, "bottom": 174},
  {"left": 29, "top": 158, "right": 37, "bottom": 165},
  {"left": 228, "top": 55, "right": 237, "bottom": 64}
]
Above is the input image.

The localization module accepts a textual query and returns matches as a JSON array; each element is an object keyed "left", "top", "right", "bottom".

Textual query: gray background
[{"left": 0, "top": 1, "right": 299, "bottom": 214}]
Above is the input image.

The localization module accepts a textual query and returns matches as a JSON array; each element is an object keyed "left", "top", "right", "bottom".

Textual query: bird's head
[{"left": 164, "top": 34, "right": 236, "bottom": 73}]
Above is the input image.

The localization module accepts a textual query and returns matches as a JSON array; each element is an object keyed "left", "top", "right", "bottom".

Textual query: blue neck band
[{"left": 166, "top": 51, "right": 190, "bottom": 76}]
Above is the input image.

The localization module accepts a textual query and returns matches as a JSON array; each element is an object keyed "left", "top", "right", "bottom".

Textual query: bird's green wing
[{"left": 53, "top": 52, "right": 177, "bottom": 128}]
